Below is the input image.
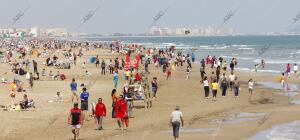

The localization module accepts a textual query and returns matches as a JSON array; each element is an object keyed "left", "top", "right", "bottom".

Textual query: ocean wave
[
  {"left": 236, "top": 68, "right": 281, "bottom": 73},
  {"left": 254, "top": 59, "right": 300, "bottom": 64},
  {"left": 198, "top": 45, "right": 229, "bottom": 50},
  {"left": 247, "top": 120, "right": 300, "bottom": 140},
  {"left": 238, "top": 48, "right": 254, "bottom": 50},
  {"left": 221, "top": 55, "right": 254, "bottom": 60}
]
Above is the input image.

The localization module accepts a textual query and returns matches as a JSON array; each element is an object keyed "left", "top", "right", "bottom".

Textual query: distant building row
[{"left": 0, "top": 27, "right": 69, "bottom": 38}]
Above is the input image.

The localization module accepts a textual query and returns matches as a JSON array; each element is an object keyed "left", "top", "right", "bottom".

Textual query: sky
[{"left": 0, "top": 0, "right": 300, "bottom": 34}]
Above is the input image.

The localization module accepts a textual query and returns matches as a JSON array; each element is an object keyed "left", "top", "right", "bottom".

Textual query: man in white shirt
[{"left": 170, "top": 106, "right": 184, "bottom": 140}]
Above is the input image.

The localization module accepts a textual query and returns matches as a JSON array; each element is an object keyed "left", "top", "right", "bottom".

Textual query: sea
[{"left": 85, "top": 35, "right": 300, "bottom": 75}]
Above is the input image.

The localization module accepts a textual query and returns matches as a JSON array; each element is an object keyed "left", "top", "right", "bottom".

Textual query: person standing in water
[
  {"left": 261, "top": 59, "right": 265, "bottom": 68},
  {"left": 170, "top": 106, "right": 184, "bottom": 140},
  {"left": 293, "top": 63, "right": 298, "bottom": 77},
  {"left": 286, "top": 63, "right": 291, "bottom": 78},
  {"left": 280, "top": 73, "right": 285, "bottom": 85}
]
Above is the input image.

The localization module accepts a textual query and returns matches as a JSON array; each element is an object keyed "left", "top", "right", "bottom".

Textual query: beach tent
[{"left": 89, "top": 56, "right": 97, "bottom": 64}]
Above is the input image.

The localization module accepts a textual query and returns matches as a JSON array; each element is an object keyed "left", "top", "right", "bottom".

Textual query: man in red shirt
[
  {"left": 94, "top": 98, "right": 106, "bottom": 130},
  {"left": 115, "top": 95, "right": 128, "bottom": 130},
  {"left": 68, "top": 103, "right": 82, "bottom": 140}
]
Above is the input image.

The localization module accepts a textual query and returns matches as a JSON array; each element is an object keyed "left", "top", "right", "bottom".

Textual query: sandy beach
[{"left": 1, "top": 47, "right": 300, "bottom": 140}]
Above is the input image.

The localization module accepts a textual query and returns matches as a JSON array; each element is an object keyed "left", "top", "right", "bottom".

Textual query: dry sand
[{"left": 0, "top": 48, "right": 300, "bottom": 140}]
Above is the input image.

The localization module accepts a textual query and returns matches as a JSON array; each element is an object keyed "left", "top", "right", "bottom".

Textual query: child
[
  {"left": 186, "top": 66, "right": 191, "bottom": 80},
  {"left": 248, "top": 79, "right": 254, "bottom": 99}
]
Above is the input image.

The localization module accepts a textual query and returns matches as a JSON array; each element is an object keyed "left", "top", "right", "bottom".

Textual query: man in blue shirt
[
  {"left": 80, "top": 87, "right": 89, "bottom": 121},
  {"left": 70, "top": 78, "right": 79, "bottom": 103}
]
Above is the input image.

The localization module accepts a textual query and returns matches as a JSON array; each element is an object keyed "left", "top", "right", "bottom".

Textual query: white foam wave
[
  {"left": 238, "top": 48, "right": 253, "bottom": 50},
  {"left": 236, "top": 68, "right": 281, "bottom": 73},
  {"left": 254, "top": 59, "right": 300, "bottom": 64},
  {"left": 221, "top": 55, "right": 254, "bottom": 60},
  {"left": 247, "top": 120, "right": 300, "bottom": 140}
]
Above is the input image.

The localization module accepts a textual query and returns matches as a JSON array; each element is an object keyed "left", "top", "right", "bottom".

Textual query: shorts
[
  {"left": 72, "top": 90, "right": 77, "bottom": 94},
  {"left": 248, "top": 88, "right": 253, "bottom": 92},
  {"left": 152, "top": 87, "right": 157, "bottom": 93},
  {"left": 71, "top": 124, "right": 81, "bottom": 129},
  {"left": 81, "top": 101, "right": 88, "bottom": 110}
]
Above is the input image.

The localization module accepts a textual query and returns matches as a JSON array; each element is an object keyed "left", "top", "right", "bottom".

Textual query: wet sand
[{"left": 0, "top": 48, "right": 300, "bottom": 140}]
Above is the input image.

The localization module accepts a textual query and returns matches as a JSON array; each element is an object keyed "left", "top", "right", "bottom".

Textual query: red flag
[
  {"left": 134, "top": 53, "right": 140, "bottom": 69},
  {"left": 124, "top": 53, "right": 131, "bottom": 70}
]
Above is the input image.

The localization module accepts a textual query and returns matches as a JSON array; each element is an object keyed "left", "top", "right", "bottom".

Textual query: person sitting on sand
[
  {"left": 54, "top": 71, "right": 60, "bottom": 80},
  {"left": 84, "top": 70, "right": 91, "bottom": 77},
  {"left": 49, "top": 70, "right": 53, "bottom": 77},
  {"left": 55, "top": 92, "right": 64, "bottom": 102},
  {"left": 1, "top": 78, "right": 8, "bottom": 84},
  {"left": 60, "top": 74, "right": 66, "bottom": 80},
  {"left": 42, "top": 68, "right": 46, "bottom": 76},
  {"left": 20, "top": 94, "right": 29, "bottom": 109}
]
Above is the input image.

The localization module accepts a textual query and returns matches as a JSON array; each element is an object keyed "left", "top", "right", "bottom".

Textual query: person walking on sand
[
  {"left": 80, "top": 88, "right": 89, "bottom": 121},
  {"left": 113, "top": 71, "right": 119, "bottom": 88},
  {"left": 211, "top": 79, "right": 219, "bottom": 101},
  {"left": 248, "top": 79, "right": 254, "bottom": 100},
  {"left": 68, "top": 103, "right": 83, "bottom": 140},
  {"left": 115, "top": 95, "right": 128, "bottom": 130},
  {"left": 29, "top": 73, "right": 34, "bottom": 89},
  {"left": 203, "top": 76, "right": 210, "bottom": 100},
  {"left": 170, "top": 106, "right": 184, "bottom": 140},
  {"left": 233, "top": 77, "right": 240, "bottom": 98},
  {"left": 151, "top": 77, "right": 158, "bottom": 98},
  {"left": 70, "top": 78, "right": 79, "bottom": 103},
  {"left": 111, "top": 89, "right": 118, "bottom": 118},
  {"left": 220, "top": 74, "right": 228, "bottom": 97},
  {"left": 94, "top": 98, "right": 106, "bottom": 130}
]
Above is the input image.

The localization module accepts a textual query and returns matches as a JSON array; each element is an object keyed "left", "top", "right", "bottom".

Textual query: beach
[{"left": 1, "top": 44, "right": 300, "bottom": 140}]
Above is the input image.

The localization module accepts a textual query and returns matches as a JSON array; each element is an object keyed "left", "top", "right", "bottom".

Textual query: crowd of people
[{"left": 1, "top": 37, "right": 299, "bottom": 140}]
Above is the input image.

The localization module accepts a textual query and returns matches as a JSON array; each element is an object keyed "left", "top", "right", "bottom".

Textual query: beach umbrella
[
  {"left": 124, "top": 53, "right": 131, "bottom": 70},
  {"left": 134, "top": 53, "right": 141, "bottom": 69}
]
